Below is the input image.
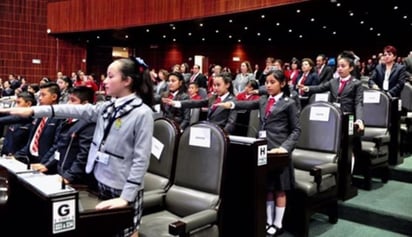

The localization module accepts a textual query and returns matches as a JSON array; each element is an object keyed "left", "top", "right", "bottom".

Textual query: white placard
[
  {"left": 18, "top": 173, "right": 74, "bottom": 196},
  {"left": 189, "top": 127, "right": 211, "bottom": 148},
  {"left": 315, "top": 93, "right": 329, "bottom": 102},
  {"left": 363, "top": 91, "right": 381, "bottom": 103},
  {"left": 52, "top": 199, "right": 76, "bottom": 234},
  {"left": 153, "top": 104, "right": 161, "bottom": 113},
  {"left": 348, "top": 114, "right": 354, "bottom": 136},
  {"left": 0, "top": 158, "right": 32, "bottom": 174},
  {"left": 151, "top": 136, "right": 164, "bottom": 160},
  {"left": 309, "top": 107, "right": 330, "bottom": 121},
  {"left": 257, "top": 145, "right": 267, "bottom": 166}
]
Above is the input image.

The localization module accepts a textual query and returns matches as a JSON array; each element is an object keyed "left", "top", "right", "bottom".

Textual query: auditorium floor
[{"left": 282, "top": 155, "right": 412, "bottom": 237}]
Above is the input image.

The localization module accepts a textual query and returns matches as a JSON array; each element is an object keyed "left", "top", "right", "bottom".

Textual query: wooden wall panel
[
  {"left": 0, "top": 0, "right": 86, "bottom": 83},
  {"left": 47, "top": 0, "right": 307, "bottom": 33}
]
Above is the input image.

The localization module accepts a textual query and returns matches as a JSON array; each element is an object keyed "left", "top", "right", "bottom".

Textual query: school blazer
[
  {"left": 15, "top": 117, "right": 62, "bottom": 163},
  {"left": 308, "top": 77, "right": 364, "bottom": 121},
  {"left": 234, "top": 95, "right": 301, "bottom": 152},
  {"left": 32, "top": 95, "right": 153, "bottom": 202},
  {"left": 180, "top": 94, "right": 238, "bottom": 134},
  {"left": 0, "top": 115, "right": 33, "bottom": 156},
  {"left": 368, "top": 62, "right": 407, "bottom": 97},
  {"left": 41, "top": 119, "right": 96, "bottom": 183},
  {"left": 161, "top": 91, "right": 191, "bottom": 130}
]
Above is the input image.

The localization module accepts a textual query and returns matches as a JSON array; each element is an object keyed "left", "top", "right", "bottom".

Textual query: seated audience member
[
  {"left": 31, "top": 86, "right": 97, "bottom": 185},
  {"left": 236, "top": 79, "right": 260, "bottom": 101},
  {"left": 188, "top": 82, "right": 202, "bottom": 100},
  {"left": 14, "top": 82, "right": 63, "bottom": 164},
  {"left": 295, "top": 57, "right": 320, "bottom": 97},
  {"left": 163, "top": 72, "right": 238, "bottom": 134},
  {"left": 0, "top": 92, "right": 36, "bottom": 156}
]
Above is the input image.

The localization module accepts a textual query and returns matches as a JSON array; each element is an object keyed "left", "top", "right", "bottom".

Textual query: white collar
[{"left": 114, "top": 93, "right": 136, "bottom": 108}]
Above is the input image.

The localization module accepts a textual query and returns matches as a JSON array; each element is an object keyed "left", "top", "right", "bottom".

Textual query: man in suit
[
  {"left": 189, "top": 64, "right": 208, "bottom": 89},
  {"left": 31, "top": 86, "right": 96, "bottom": 185},
  {"left": 316, "top": 54, "right": 334, "bottom": 84},
  {"left": 14, "top": 82, "right": 62, "bottom": 164},
  {"left": 0, "top": 91, "right": 36, "bottom": 156}
]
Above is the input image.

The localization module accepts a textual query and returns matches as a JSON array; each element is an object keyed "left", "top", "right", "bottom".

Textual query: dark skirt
[{"left": 266, "top": 161, "right": 295, "bottom": 192}]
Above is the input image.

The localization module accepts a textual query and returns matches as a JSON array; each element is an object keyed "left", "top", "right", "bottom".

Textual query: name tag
[
  {"left": 258, "top": 130, "right": 267, "bottom": 139},
  {"left": 54, "top": 151, "right": 60, "bottom": 160},
  {"left": 96, "top": 151, "right": 109, "bottom": 165}
]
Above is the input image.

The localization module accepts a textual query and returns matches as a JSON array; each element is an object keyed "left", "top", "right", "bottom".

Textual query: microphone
[
  {"left": 60, "top": 132, "right": 76, "bottom": 190},
  {"left": 14, "top": 155, "right": 31, "bottom": 170}
]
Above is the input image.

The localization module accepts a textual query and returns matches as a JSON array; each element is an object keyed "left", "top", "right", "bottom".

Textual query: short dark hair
[
  {"left": 39, "top": 82, "right": 60, "bottom": 102},
  {"left": 17, "top": 91, "right": 37, "bottom": 106},
  {"left": 68, "top": 86, "right": 94, "bottom": 103}
]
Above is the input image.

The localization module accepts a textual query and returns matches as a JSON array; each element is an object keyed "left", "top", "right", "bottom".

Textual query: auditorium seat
[
  {"left": 285, "top": 101, "right": 349, "bottom": 237},
  {"left": 400, "top": 83, "right": 412, "bottom": 156},
  {"left": 354, "top": 89, "right": 390, "bottom": 190},
  {"left": 143, "top": 117, "right": 180, "bottom": 211},
  {"left": 139, "top": 121, "right": 228, "bottom": 237}
]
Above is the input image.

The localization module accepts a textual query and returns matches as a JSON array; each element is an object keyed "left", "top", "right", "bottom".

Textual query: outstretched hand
[
  {"left": 215, "top": 102, "right": 232, "bottom": 109},
  {"left": 0, "top": 107, "right": 34, "bottom": 117},
  {"left": 161, "top": 97, "right": 174, "bottom": 106}
]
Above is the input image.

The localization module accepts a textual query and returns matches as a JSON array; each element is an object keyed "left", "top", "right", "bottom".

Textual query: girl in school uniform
[
  {"left": 162, "top": 72, "right": 238, "bottom": 134},
  {"left": 160, "top": 72, "right": 191, "bottom": 130},
  {"left": 3, "top": 57, "right": 154, "bottom": 237},
  {"left": 218, "top": 69, "right": 301, "bottom": 236}
]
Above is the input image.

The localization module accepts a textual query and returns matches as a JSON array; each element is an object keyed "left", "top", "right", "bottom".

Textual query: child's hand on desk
[
  {"left": 95, "top": 197, "right": 128, "bottom": 210},
  {"left": 31, "top": 163, "right": 48, "bottom": 172},
  {"left": 268, "top": 147, "right": 288, "bottom": 154}
]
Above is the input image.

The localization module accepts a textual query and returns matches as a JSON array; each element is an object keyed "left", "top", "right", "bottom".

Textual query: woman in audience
[
  {"left": 233, "top": 60, "right": 254, "bottom": 95},
  {"left": 163, "top": 72, "right": 238, "bottom": 134},
  {"left": 217, "top": 69, "right": 301, "bottom": 236},
  {"left": 2, "top": 57, "right": 154, "bottom": 237},
  {"left": 295, "top": 57, "right": 320, "bottom": 97},
  {"left": 368, "top": 45, "right": 408, "bottom": 97}
]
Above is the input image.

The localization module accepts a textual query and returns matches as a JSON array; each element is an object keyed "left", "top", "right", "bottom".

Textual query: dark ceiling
[{"left": 55, "top": 0, "right": 412, "bottom": 57}]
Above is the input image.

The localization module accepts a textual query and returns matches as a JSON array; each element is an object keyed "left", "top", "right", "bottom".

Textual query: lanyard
[{"left": 101, "top": 98, "right": 135, "bottom": 146}]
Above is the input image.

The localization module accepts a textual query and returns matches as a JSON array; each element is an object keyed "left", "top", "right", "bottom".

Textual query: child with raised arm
[
  {"left": 2, "top": 57, "right": 154, "bottom": 237},
  {"left": 218, "top": 69, "right": 301, "bottom": 236}
]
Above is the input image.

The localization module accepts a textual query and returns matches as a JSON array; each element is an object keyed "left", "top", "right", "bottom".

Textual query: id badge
[
  {"left": 96, "top": 151, "right": 109, "bottom": 165},
  {"left": 54, "top": 151, "right": 60, "bottom": 160},
  {"left": 333, "top": 102, "right": 341, "bottom": 108},
  {"left": 258, "top": 130, "right": 267, "bottom": 139}
]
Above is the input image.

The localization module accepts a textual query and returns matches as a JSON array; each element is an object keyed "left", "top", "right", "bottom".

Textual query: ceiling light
[
  {"left": 125, "top": 35, "right": 128, "bottom": 38},
  {"left": 188, "top": 32, "right": 192, "bottom": 36},
  {"left": 238, "top": 39, "right": 241, "bottom": 43},
  {"left": 377, "top": 33, "right": 381, "bottom": 36},
  {"left": 215, "top": 30, "right": 219, "bottom": 33},
  {"left": 173, "top": 38, "right": 176, "bottom": 42},
  {"left": 162, "top": 35, "right": 166, "bottom": 38},
  {"left": 199, "top": 23, "right": 203, "bottom": 27},
  {"left": 403, "top": 15, "right": 408, "bottom": 19},
  {"left": 288, "top": 29, "right": 292, "bottom": 33},
  {"left": 257, "top": 32, "right": 261, "bottom": 36},
  {"left": 393, "top": 6, "right": 398, "bottom": 10},
  {"left": 172, "top": 26, "right": 176, "bottom": 30},
  {"left": 146, "top": 29, "right": 150, "bottom": 32},
  {"left": 360, "top": 21, "right": 364, "bottom": 24},
  {"left": 244, "top": 26, "right": 248, "bottom": 30},
  {"left": 228, "top": 35, "right": 232, "bottom": 38},
  {"left": 299, "top": 35, "right": 303, "bottom": 38},
  {"left": 332, "top": 31, "right": 336, "bottom": 35},
  {"left": 276, "top": 22, "right": 280, "bottom": 26},
  {"left": 261, "top": 15, "right": 265, "bottom": 18},
  {"left": 296, "top": 9, "right": 301, "bottom": 13},
  {"left": 96, "top": 36, "right": 100, "bottom": 39},
  {"left": 369, "top": 27, "right": 374, "bottom": 31},
  {"left": 268, "top": 38, "right": 272, "bottom": 41},
  {"left": 229, "top": 19, "right": 233, "bottom": 23},
  {"left": 202, "top": 38, "right": 205, "bottom": 41},
  {"left": 310, "top": 18, "right": 315, "bottom": 22}
]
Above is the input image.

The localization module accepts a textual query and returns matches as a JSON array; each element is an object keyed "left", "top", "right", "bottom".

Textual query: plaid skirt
[{"left": 97, "top": 182, "right": 143, "bottom": 237}]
